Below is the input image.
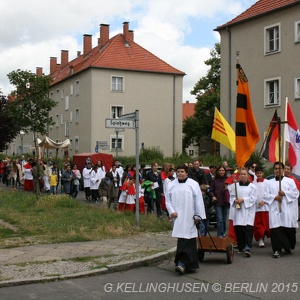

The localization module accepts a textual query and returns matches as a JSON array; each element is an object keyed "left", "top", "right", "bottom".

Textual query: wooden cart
[
  {"left": 194, "top": 215, "right": 234, "bottom": 264},
  {"left": 197, "top": 235, "right": 234, "bottom": 264}
]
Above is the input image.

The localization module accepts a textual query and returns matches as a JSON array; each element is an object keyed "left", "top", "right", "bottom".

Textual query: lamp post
[{"left": 20, "top": 130, "right": 25, "bottom": 153}]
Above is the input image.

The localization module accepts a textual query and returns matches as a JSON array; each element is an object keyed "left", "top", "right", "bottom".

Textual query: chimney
[
  {"left": 123, "top": 22, "right": 129, "bottom": 44},
  {"left": 77, "top": 51, "right": 81, "bottom": 57},
  {"left": 50, "top": 57, "right": 57, "bottom": 74},
  {"left": 99, "top": 24, "right": 109, "bottom": 48},
  {"left": 128, "top": 30, "right": 134, "bottom": 41},
  {"left": 36, "top": 67, "right": 43, "bottom": 77},
  {"left": 83, "top": 34, "right": 92, "bottom": 55},
  {"left": 61, "top": 50, "right": 69, "bottom": 68}
]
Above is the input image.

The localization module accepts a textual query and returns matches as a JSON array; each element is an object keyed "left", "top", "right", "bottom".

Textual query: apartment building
[{"left": 215, "top": 0, "right": 300, "bottom": 156}]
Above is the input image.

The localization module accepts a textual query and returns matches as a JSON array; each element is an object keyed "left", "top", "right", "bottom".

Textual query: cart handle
[{"left": 193, "top": 214, "right": 218, "bottom": 250}]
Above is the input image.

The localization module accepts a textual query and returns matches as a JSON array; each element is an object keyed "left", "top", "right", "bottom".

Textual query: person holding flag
[{"left": 263, "top": 162, "right": 299, "bottom": 258}]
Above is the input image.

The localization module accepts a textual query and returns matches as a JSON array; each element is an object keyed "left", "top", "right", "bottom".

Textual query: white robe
[
  {"left": 263, "top": 177, "right": 299, "bottom": 229},
  {"left": 97, "top": 167, "right": 106, "bottom": 182},
  {"left": 82, "top": 167, "right": 92, "bottom": 188},
  {"left": 166, "top": 178, "right": 206, "bottom": 239},
  {"left": 228, "top": 182, "right": 256, "bottom": 226},
  {"left": 90, "top": 170, "right": 101, "bottom": 190},
  {"left": 254, "top": 180, "right": 269, "bottom": 212}
]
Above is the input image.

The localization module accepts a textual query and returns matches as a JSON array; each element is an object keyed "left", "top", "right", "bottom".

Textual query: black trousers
[
  {"left": 234, "top": 225, "right": 253, "bottom": 252},
  {"left": 175, "top": 238, "right": 199, "bottom": 270},
  {"left": 270, "top": 227, "right": 296, "bottom": 252}
]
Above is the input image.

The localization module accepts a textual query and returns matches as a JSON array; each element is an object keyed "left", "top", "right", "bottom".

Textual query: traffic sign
[{"left": 105, "top": 118, "right": 135, "bottom": 128}]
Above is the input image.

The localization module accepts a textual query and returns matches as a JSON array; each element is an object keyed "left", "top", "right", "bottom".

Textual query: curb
[{"left": 0, "top": 247, "right": 176, "bottom": 288}]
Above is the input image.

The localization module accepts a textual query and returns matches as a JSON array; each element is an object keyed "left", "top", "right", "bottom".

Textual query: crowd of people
[{"left": 1, "top": 156, "right": 299, "bottom": 270}]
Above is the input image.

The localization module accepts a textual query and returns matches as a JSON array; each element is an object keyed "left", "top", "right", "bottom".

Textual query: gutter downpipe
[
  {"left": 226, "top": 26, "right": 232, "bottom": 157},
  {"left": 173, "top": 74, "right": 176, "bottom": 156}
]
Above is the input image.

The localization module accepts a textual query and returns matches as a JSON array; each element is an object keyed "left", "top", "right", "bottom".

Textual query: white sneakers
[{"left": 258, "top": 238, "right": 265, "bottom": 248}]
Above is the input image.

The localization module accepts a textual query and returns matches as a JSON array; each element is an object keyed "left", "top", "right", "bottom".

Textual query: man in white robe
[
  {"left": 166, "top": 164, "right": 206, "bottom": 275},
  {"left": 263, "top": 162, "right": 299, "bottom": 258}
]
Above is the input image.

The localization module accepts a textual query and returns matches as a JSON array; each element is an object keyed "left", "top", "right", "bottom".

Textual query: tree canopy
[
  {"left": 6, "top": 69, "right": 57, "bottom": 156},
  {"left": 0, "top": 92, "right": 20, "bottom": 152},
  {"left": 183, "top": 43, "right": 221, "bottom": 149}
]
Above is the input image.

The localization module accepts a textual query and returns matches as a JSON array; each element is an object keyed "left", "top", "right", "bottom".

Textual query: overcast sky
[{"left": 0, "top": 0, "right": 257, "bottom": 102}]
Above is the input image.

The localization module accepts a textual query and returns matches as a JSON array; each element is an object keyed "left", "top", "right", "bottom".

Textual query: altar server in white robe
[
  {"left": 263, "top": 162, "right": 299, "bottom": 258},
  {"left": 228, "top": 168, "right": 256, "bottom": 257},
  {"left": 166, "top": 164, "right": 206, "bottom": 275}
]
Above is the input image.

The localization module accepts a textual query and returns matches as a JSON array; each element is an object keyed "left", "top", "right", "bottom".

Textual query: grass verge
[{"left": 0, "top": 190, "right": 172, "bottom": 248}]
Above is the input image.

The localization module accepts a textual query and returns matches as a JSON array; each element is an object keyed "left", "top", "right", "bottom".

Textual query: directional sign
[{"left": 105, "top": 118, "right": 135, "bottom": 128}]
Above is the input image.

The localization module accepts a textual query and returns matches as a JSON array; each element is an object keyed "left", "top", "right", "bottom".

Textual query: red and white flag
[{"left": 285, "top": 100, "right": 300, "bottom": 176}]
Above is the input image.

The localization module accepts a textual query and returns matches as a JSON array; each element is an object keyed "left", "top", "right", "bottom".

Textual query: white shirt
[
  {"left": 228, "top": 182, "right": 256, "bottom": 226},
  {"left": 166, "top": 178, "right": 206, "bottom": 239},
  {"left": 90, "top": 170, "right": 101, "bottom": 190},
  {"left": 82, "top": 167, "right": 92, "bottom": 188},
  {"left": 263, "top": 177, "right": 299, "bottom": 228}
]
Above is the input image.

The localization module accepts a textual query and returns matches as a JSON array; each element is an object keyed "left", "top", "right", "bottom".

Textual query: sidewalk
[{"left": 0, "top": 185, "right": 176, "bottom": 287}]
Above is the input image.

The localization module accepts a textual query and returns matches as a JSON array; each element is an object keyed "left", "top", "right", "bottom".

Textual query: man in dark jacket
[{"left": 188, "top": 160, "right": 208, "bottom": 185}]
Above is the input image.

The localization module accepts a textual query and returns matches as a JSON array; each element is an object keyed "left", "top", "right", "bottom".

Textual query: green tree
[
  {"left": 7, "top": 69, "right": 57, "bottom": 157},
  {"left": 183, "top": 43, "right": 221, "bottom": 150},
  {"left": 0, "top": 92, "right": 21, "bottom": 152}
]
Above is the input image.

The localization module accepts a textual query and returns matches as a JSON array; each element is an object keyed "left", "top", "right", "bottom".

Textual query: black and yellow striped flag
[{"left": 236, "top": 64, "right": 260, "bottom": 167}]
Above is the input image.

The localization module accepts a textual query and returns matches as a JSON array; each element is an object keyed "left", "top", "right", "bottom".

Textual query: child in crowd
[
  {"left": 199, "top": 184, "right": 213, "bottom": 236},
  {"left": 49, "top": 169, "right": 58, "bottom": 194},
  {"left": 118, "top": 175, "right": 136, "bottom": 212},
  {"left": 253, "top": 167, "right": 270, "bottom": 247},
  {"left": 99, "top": 172, "right": 113, "bottom": 206}
]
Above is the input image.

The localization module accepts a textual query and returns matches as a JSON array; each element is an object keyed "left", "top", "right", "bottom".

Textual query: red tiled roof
[
  {"left": 182, "top": 101, "right": 195, "bottom": 120},
  {"left": 51, "top": 34, "right": 185, "bottom": 85},
  {"left": 216, "top": 0, "right": 299, "bottom": 30}
]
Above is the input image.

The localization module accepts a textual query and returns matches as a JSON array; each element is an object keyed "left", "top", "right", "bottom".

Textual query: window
[
  {"left": 295, "top": 77, "right": 300, "bottom": 99},
  {"left": 295, "top": 21, "right": 300, "bottom": 43},
  {"left": 264, "top": 77, "right": 280, "bottom": 106},
  {"left": 111, "top": 106, "right": 123, "bottom": 118},
  {"left": 69, "top": 139, "right": 73, "bottom": 151},
  {"left": 56, "top": 89, "right": 60, "bottom": 100},
  {"left": 75, "top": 80, "right": 79, "bottom": 95},
  {"left": 49, "top": 115, "right": 53, "bottom": 130},
  {"left": 60, "top": 114, "right": 64, "bottom": 125},
  {"left": 112, "top": 76, "right": 124, "bottom": 91},
  {"left": 65, "top": 95, "right": 69, "bottom": 111},
  {"left": 65, "top": 121, "right": 69, "bottom": 137},
  {"left": 70, "top": 84, "right": 73, "bottom": 96},
  {"left": 75, "top": 108, "right": 79, "bottom": 123},
  {"left": 265, "top": 24, "right": 280, "bottom": 54},
  {"left": 49, "top": 91, "right": 53, "bottom": 99},
  {"left": 111, "top": 136, "right": 123, "bottom": 151},
  {"left": 70, "top": 111, "right": 73, "bottom": 123},
  {"left": 61, "top": 89, "right": 64, "bottom": 100},
  {"left": 75, "top": 136, "right": 79, "bottom": 152},
  {"left": 56, "top": 114, "right": 59, "bottom": 127}
]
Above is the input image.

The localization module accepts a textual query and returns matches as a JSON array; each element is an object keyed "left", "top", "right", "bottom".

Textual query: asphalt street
[{"left": 1, "top": 227, "right": 299, "bottom": 300}]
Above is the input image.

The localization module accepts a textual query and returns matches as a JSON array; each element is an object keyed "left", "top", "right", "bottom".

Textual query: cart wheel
[
  {"left": 226, "top": 244, "right": 234, "bottom": 264},
  {"left": 198, "top": 250, "right": 205, "bottom": 262}
]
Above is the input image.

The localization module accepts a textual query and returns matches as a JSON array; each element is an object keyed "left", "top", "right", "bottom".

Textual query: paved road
[{"left": 1, "top": 229, "right": 299, "bottom": 300}]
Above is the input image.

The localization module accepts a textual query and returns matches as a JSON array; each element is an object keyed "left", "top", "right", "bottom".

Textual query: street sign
[
  {"left": 115, "top": 128, "right": 125, "bottom": 132},
  {"left": 105, "top": 118, "right": 135, "bottom": 128},
  {"left": 97, "top": 141, "right": 109, "bottom": 150},
  {"left": 120, "top": 112, "right": 136, "bottom": 119}
]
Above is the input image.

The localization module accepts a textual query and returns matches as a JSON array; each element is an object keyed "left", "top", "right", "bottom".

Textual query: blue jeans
[
  {"left": 50, "top": 186, "right": 57, "bottom": 194},
  {"left": 200, "top": 219, "right": 209, "bottom": 236},
  {"left": 215, "top": 205, "right": 228, "bottom": 237}
]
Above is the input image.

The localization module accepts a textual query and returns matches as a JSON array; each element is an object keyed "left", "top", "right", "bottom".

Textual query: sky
[{"left": 0, "top": 0, "right": 257, "bottom": 103}]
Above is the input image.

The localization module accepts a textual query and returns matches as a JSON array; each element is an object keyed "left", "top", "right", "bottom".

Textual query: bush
[{"left": 139, "top": 147, "right": 164, "bottom": 163}]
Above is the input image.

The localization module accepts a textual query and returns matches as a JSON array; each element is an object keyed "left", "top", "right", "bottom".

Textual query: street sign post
[
  {"left": 105, "top": 110, "right": 140, "bottom": 226},
  {"left": 105, "top": 119, "right": 135, "bottom": 128}
]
